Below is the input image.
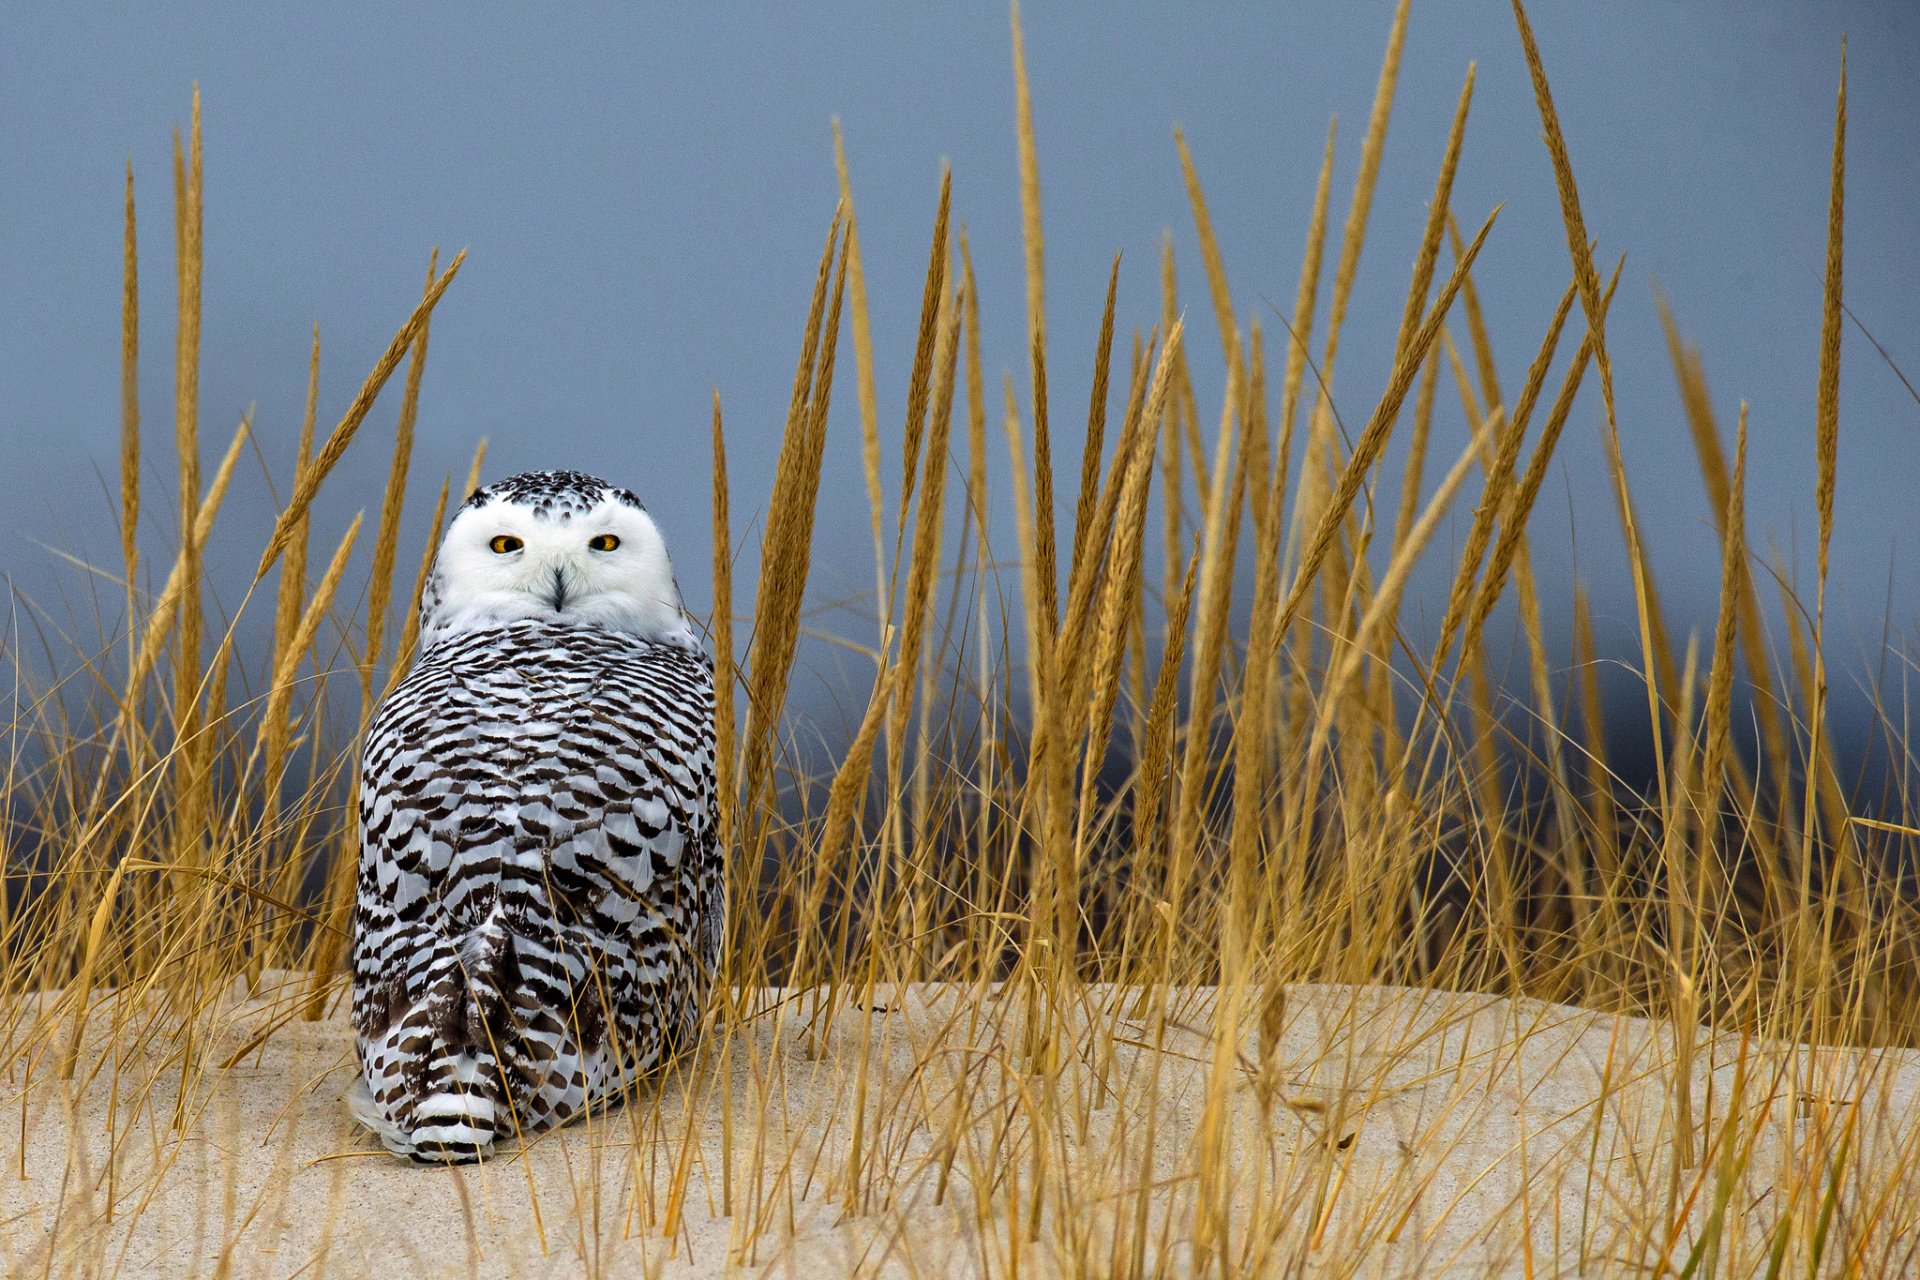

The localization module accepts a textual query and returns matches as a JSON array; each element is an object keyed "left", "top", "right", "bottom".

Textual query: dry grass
[{"left": 2, "top": 4, "right": 1910, "bottom": 1277}]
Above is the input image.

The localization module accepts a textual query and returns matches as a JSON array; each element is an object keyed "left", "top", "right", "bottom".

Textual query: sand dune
[{"left": 7, "top": 976, "right": 1916, "bottom": 1277}]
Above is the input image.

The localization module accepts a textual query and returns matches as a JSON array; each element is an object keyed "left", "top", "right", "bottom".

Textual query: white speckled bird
[{"left": 349, "top": 470, "right": 721, "bottom": 1163}]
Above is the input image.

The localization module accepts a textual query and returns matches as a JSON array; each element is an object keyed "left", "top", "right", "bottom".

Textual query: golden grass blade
[
  {"left": 381, "top": 471, "right": 450, "bottom": 701},
  {"left": 1662, "top": 633, "right": 1704, "bottom": 1144},
  {"left": 1446, "top": 249, "right": 1592, "bottom": 908},
  {"left": 1661, "top": 302, "right": 1792, "bottom": 794},
  {"left": 382, "top": 441, "right": 484, "bottom": 724},
  {"left": 1469, "top": 261, "right": 1621, "bottom": 666},
  {"left": 170, "top": 92, "right": 207, "bottom": 878},
  {"left": 1072, "top": 328, "right": 1177, "bottom": 843},
  {"left": 255, "top": 250, "right": 466, "bottom": 580},
  {"left": 833, "top": 120, "right": 887, "bottom": 633},
  {"left": 124, "top": 414, "right": 252, "bottom": 712},
  {"left": 1134, "top": 553, "right": 1197, "bottom": 878},
  {"left": 1492, "top": 268, "right": 1574, "bottom": 441},
  {"left": 798, "top": 238, "right": 852, "bottom": 537},
  {"left": 1169, "top": 372, "right": 1246, "bottom": 892},
  {"left": 1506, "top": 12, "right": 1674, "bottom": 685},
  {"left": 1243, "top": 326, "right": 1273, "bottom": 577},
  {"left": 1430, "top": 396, "right": 1518, "bottom": 670},
  {"left": 1057, "top": 321, "right": 1181, "bottom": 759},
  {"left": 269, "top": 329, "right": 322, "bottom": 704},
  {"left": 1514, "top": 0, "right": 1686, "bottom": 829},
  {"left": 1012, "top": 1, "right": 1058, "bottom": 640},
  {"left": 1390, "top": 346, "right": 1440, "bottom": 555},
  {"left": 794, "top": 663, "right": 899, "bottom": 986},
  {"left": 1070, "top": 254, "right": 1121, "bottom": 584},
  {"left": 1011, "top": 0, "right": 1045, "bottom": 347},
  {"left": 1601, "top": 466, "right": 1684, "bottom": 711},
  {"left": 177, "top": 408, "right": 249, "bottom": 890},
  {"left": 1168, "top": 146, "right": 1260, "bottom": 924},
  {"left": 1075, "top": 370, "right": 1162, "bottom": 841},
  {"left": 1123, "top": 514, "right": 1149, "bottom": 748},
  {"left": 199, "top": 417, "right": 250, "bottom": 561},
  {"left": 1055, "top": 325, "right": 1163, "bottom": 705},
  {"left": 59, "top": 857, "right": 137, "bottom": 1081},
  {"left": 1227, "top": 339, "right": 1279, "bottom": 946},
  {"left": 461, "top": 436, "right": 489, "bottom": 501},
  {"left": 712, "top": 392, "right": 736, "bottom": 859},
  {"left": 1001, "top": 372, "right": 1047, "bottom": 744},
  {"left": 1441, "top": 327, "right": 1484, "bottom": 431},
  {"left": 1661, "top": 295, "right": 1729, "bottom": 513},
  {"left": 1801, "top": 40, "right": 1850, "bottom": 964},
  {"left": 174, "top": 93, "right": 204, "bottom": 532},
  {"left": 290, "top": 512, "right": 369, "bottom": 1001},
  {"left": 1392, "top": 67, "right": 1474, "bottom": 359},
  {"left": 889, "top": 286, "right": 961, "bottom": 764},
  {"left": 1290, "top": 19, "right": 1415, "bottom": 722},
  {"left": 1028, "top": 349, "right": 1060, "bottom": 649},
  {"left": 1159, "top": 236, "right": 1189, "bottom": 613},
  {"left": 1700, "top": 405, "right": 1747, "bottom": 816},
  {"left": 1174, "top": 130, "right": 1238, "bottom": 374},
  {"left": 1572, "top": 584, "right": 1620, "bottom": 872},
  {"left": 1309, "top": 411, "right": 1499, "bottom": 777},
  {"left": 959, "top": 233, "right": 996, "bottom": 965},
  {"left": 256, "top": 329, "right": 326, "bottom": 962},
  {"left": 1002, "top": 368, "right": 1076, "bottom": 958},
  {"left": 111, "top": 157, "right": 148, "bottom": 922},
  {"left": 1509, "top": 3, "right": 1604, "bottom": 331},
  {"left": 120, "top": 160, "right": 140, "bottom": 623},
  {"left": 776, "top": 206, "right": 843, "bottom": 490},
  {"left": 1814, "top": 42, "right": 1847, "bottom": 613},
  {"left": 1775, "top": 559, "right": 1856, "bottom": 909},
  {"left": 1346, "top": 59, "right": 1474, "bottom": 677},
  {"left": 742, "top": 214, "right": 848, "bottom": 843},
  {"left": 960, "top": 235, "right": 989, "bottom": 545},
  {"left": 1450, "top": 214, "right": 1504, "bottom": 413},
  {"left": 1277, "top": 117, "right": 1337, "bottom": 574},
  {"left": 911, "top": 369, "right": 960, "bottom": 860},
  {"left": 1320, "top": 0, "right": 1410, "bottom": 386},
  {"left": 1276, "top": 208, "right": 1498, "bottom": 637},
  {"left": 361, "top": 249, "right": 438, "bottom": 700},
  {"left": 892, "top": 169, "right": 953, "bottom": 567}
]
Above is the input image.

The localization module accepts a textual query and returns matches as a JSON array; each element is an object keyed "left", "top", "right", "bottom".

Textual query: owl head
[{"left": 418, "top": 469, "right": 701, "bottom": 653}]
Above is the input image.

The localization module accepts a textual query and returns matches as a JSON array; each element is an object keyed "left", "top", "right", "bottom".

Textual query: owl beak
[{"left": 548, "top": 564, "right": 573, "bottom": 612}]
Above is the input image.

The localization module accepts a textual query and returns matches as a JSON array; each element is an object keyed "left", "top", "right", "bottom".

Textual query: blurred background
[{"left": 2, "top": 2, "right": 1916, "bottom": 761}]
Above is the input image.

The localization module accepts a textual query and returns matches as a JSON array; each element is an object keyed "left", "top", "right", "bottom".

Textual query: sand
[{"left": 6, "top": 975, "right": 1919, "bottom": 1278}]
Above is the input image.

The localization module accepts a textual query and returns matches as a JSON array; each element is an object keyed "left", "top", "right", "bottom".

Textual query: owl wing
[
  {"left": 559, "top": 637, "right": 720, "bottom": 1083},
  {"left": 349, "top": 623, "right": 720, "bottom": 1161}
]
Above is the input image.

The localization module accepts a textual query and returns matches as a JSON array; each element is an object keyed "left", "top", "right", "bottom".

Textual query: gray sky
[{"left": 3, "top": 3, "right": 1917, "bottom": 732}]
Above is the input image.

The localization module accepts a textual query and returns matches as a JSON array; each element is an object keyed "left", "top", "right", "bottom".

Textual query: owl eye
[
  {"left": 587, "top": 533, "right": 620, "bottom": 552},
  {"left": 489, "top": 534, "right": 523, "bottom": 554}
]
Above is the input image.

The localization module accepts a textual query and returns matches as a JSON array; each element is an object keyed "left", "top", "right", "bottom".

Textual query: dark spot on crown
[{"left": 461, "top": 470, "right": 646, "bottom": 518}]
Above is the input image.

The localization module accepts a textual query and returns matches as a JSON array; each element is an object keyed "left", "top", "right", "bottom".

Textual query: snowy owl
[{"left": 349, "top": 469, "right": 721, "bottom": 1164}]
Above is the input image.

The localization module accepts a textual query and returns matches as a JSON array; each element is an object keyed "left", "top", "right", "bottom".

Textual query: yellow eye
[
  {"left": 588, "top": 533, "right": 620, "bottom": 552},
  {"left": 489, "top": 534, "right": 523, "bottom": 554}
]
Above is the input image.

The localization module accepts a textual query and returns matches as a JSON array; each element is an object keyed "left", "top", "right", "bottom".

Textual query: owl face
[{"left": 418, "top": 470, "right": 701, "bottom": 652}]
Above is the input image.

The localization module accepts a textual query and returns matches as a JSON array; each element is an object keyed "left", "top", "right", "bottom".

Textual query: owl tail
[{"left": 358, "top": 917, "right": 522, "bottom": 1164}]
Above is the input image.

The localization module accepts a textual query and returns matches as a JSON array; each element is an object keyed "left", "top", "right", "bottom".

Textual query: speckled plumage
[{"left": 350, "top": 471, "right": 720, "bottom": 1163}]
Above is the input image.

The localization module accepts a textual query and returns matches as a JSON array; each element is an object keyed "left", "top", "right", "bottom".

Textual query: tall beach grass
[{"left": 5, "top": 4, "right": 1917, "bottom": 1275}]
